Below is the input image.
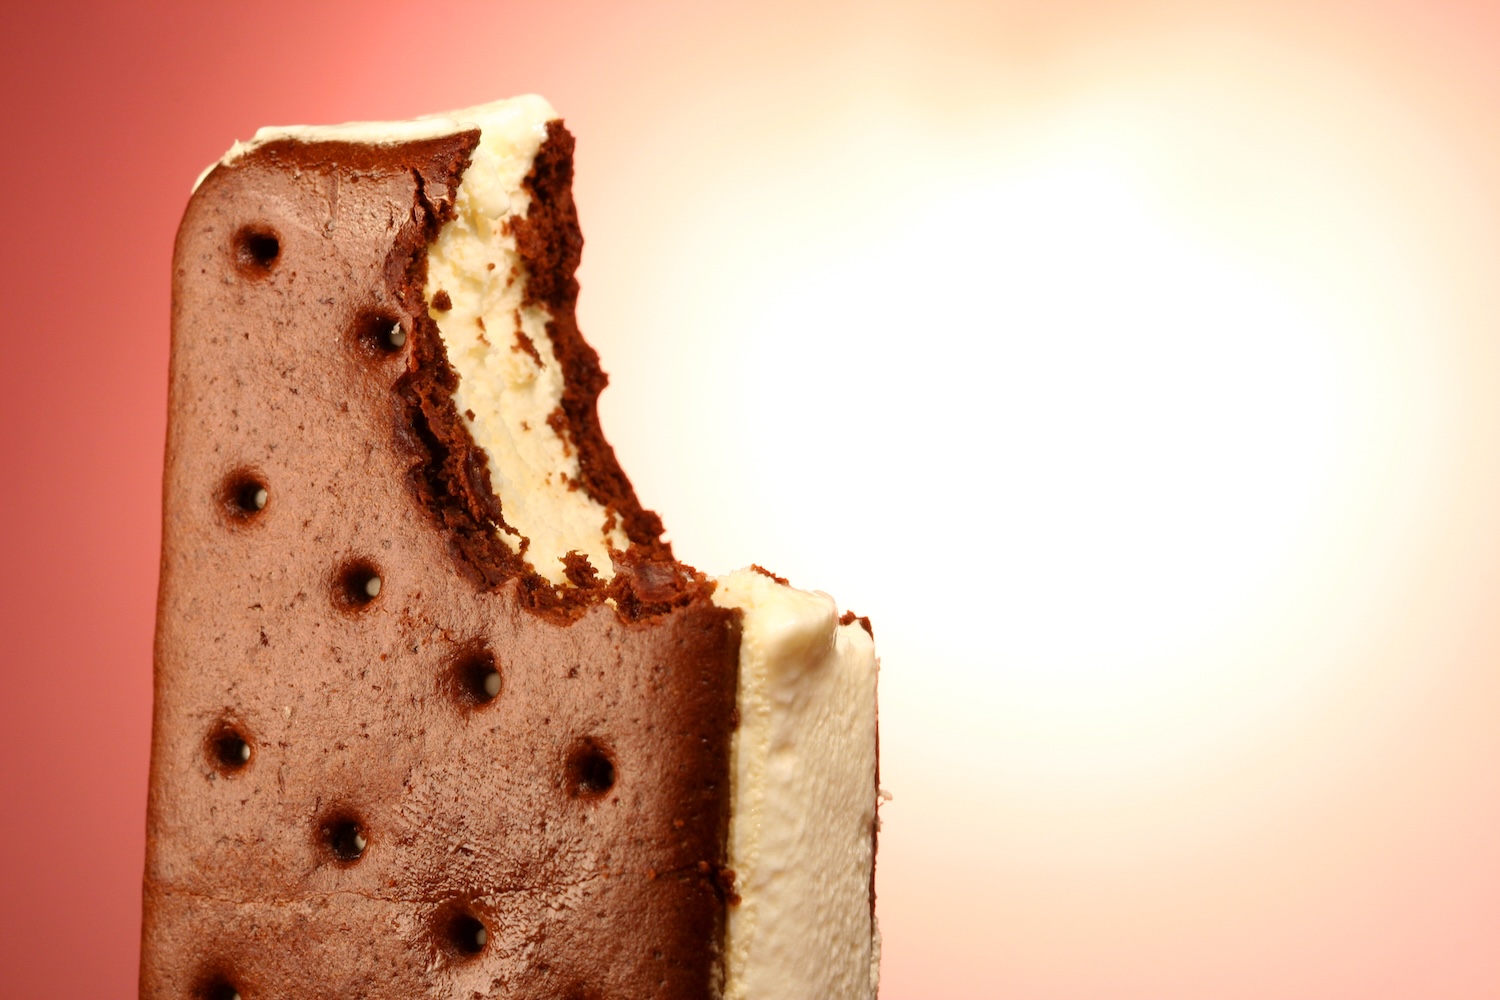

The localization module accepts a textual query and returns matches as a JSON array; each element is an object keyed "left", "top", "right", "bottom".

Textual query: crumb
[
  {"left": 560, "top": 551, "right": 602, "bottom": 589},
  {"left": 715, "top": 866, "right": 741, "bottom": 906},
  {"left": 839, "top": 610, "right": 875, "bottom": 637},
  {"left": 431, "top": 289, "right": 452, "bottom": 311},
  {"left": 546, "top": 406, "right": 573, "bottom": 457},
  {"left": 512, "top": 330, "right": 543, "bottom": 366},
  {"left": 751, "top": 564, "right": 790, "bottom": 586}
]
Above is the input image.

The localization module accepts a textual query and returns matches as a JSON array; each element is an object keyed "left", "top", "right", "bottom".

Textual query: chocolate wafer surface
[{"left": 145, "top": 121, "right": 740, "bottom": 1000}]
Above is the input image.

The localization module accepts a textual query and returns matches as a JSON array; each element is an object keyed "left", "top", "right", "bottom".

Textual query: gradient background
[{"left": 3, "top": 1, "right": 1500, "bottom": 996}]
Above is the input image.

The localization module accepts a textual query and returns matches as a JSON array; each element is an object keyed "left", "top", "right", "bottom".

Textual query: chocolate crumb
[
  {"left": 560, "top": 550, "right": 602, "bottom": 589},
  {"left": 546, "top": 406, "right": 573, "bottom": 457},
  {"left": 838, "top": 610, "right": 875, "bottom": 637},
  {"left": 714, "top": 866, "right": 741, "bottom": 906},
  {"left": 605, "top": 548, "right": 716, "bottom": 621},
  {"left": 431, "top": 289, "right": 452, "bottom": 311},
  {"left": 750, "top": 564, "right": 789, "bottom": 586},
  {"left": 512, "top": 329, "right": 543, "bottom": 366}
]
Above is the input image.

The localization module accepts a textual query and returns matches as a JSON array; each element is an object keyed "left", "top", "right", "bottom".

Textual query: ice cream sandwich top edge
[{"left": 194, "top": 94, "right": 558, "bottom": 192}]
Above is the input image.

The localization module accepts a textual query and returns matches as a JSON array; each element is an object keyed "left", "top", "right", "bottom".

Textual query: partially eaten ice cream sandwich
[{"left": 143, "top": 96, "right": 879, "bottom": 1000}]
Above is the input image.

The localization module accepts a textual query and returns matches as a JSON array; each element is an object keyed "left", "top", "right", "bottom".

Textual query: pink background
[{"left": 4, "top": 1, "right": 1500, "bottom": 996}]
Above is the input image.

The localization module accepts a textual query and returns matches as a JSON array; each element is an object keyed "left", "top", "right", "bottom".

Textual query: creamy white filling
[
  {"left": 423, "top": 97, "right": 629, "bottom": 584},
  {"left": 713, "top": 569, "right": 881, "bottom": 1000}
]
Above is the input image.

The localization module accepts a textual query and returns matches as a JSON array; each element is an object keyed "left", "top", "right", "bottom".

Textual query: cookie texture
[{"left": 144, "top": 128, "right": 740, "bottom": 999}]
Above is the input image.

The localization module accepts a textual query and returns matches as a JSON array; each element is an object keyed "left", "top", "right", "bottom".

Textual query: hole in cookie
[
  {"left": 436, "top": 906, "right": 489, "bottom": 959},
  {"left": 197, "top": 978, "right": 243, "bottom": 1000},
  {"left": 232, "top": 225, "right": 280, "bottom": 277},
  {"left": 334, "top": 560, "right": 382, "bottom": 611},
  {"left": 565, "top": 739, "right": 616, "bottom": 798},
  {"left": 221, "top": 470, "right": 268, "bottom": 522},
  {"left": 206, "top": 723, "right": 252, "bottom": 775},
  {"left": 318, "top": 812, "right": 369, "bottom": 864},
  {"left": 450, "top": 647, "right": 502, "bottom": 707},
  {"left": 352, "top": 310, "right": 407, "bottom": 355}
]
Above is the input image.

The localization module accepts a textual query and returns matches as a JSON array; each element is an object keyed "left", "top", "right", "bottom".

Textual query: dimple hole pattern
[
  {"left": 196, "top": 214, "right": 632, "bottom": 989},
  {"left": 334, "top": 560, "right": 383, "bottom": 611},
  {"left": 452, "top": 647, "right": 503, "bottom": 707},
  {"left": 232, "top": 225, "right": 280, "bottom": 277},
  {"left": 320, "top": 814, "right": 368, "bottom": 863},
  {"left": 206, "top": 724, "right": 253, "bottom": 775},
  {"left": 566, "top": 740, "right": 617, "bottom": 798},
  {"left": 351, "top": 309, "right": 408, "bottom": 356},
  {"left": 221, "top": 470, "right": 269, "bottom": 523},
  {"left": 198, "top": 979, "right": 241, "bottom": 1000}
]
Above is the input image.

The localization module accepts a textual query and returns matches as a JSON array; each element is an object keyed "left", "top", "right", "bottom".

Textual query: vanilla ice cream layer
[
  {"left": 421, "top": 97, "right": 629, "bottom": 584},
  {"left": 713, "top": 569, "right": 881, "bottom": 1000}
]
